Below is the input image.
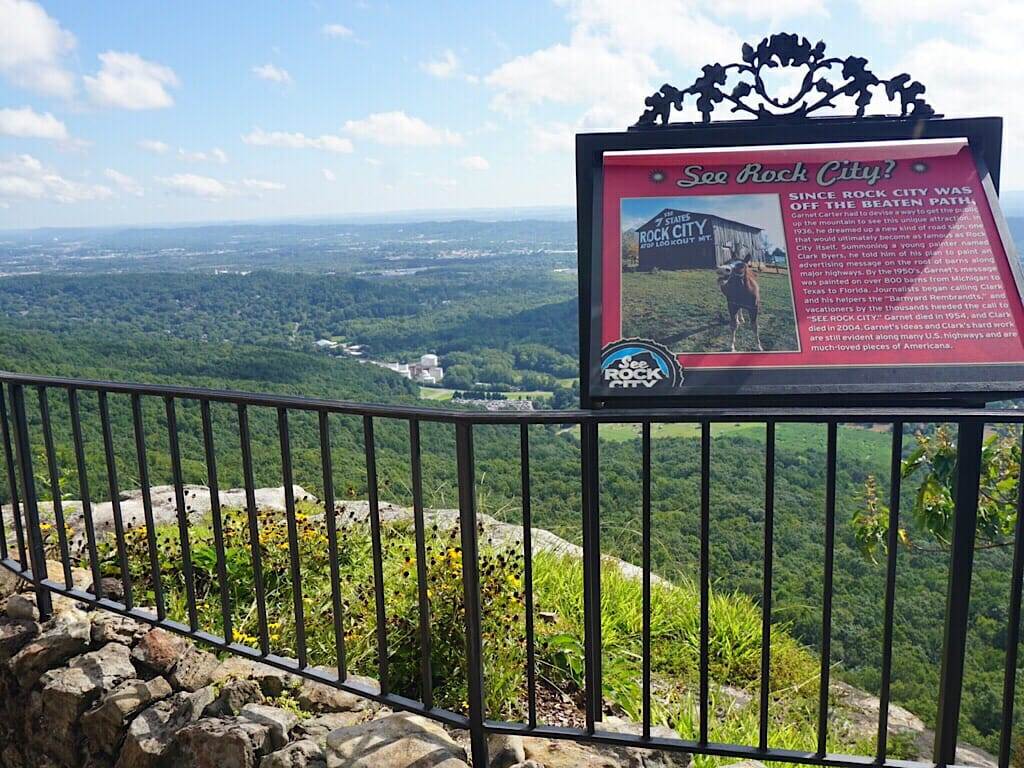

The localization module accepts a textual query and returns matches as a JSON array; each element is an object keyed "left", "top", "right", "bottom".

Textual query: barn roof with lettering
[{"left": 635, "top": 208, "right": 763, "bottom": 234}]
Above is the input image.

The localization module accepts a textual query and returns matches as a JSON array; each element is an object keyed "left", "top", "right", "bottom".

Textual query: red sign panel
[{"left": 590, "top": 138, "right": 1024, "bottom": 401}]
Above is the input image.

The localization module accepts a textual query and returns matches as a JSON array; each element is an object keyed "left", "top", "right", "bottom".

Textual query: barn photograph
[{"left": 619, "top": 194, "right": 800, "bottom": 354}]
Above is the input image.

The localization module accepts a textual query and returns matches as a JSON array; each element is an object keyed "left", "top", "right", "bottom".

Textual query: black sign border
[{"left": 577, "top": 116, "right": 1024, "bottom": 408}]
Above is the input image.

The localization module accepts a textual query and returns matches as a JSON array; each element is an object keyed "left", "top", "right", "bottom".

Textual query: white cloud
[
  {"left": 138, "top": 139, "right": 170, "bottom": 154},
  {"left": 486, "top": 29, "right": 661, "bottom": 128},
  {"left": 890, "top": 7, "right": 1024, "bottom": 183},
  {"left": 460, "top": 155, "right": 490, "bottom": 171},
  {"left": 423, "top": 50, "right": 458, "bottom": 78},
  {"left": 857, "top": 0, "right": 974, "bottom": 24},
  {"left": 422, "top": 49, "right": 479, "bottom": 84},
  {"left": 84, "top": 51, "right": 180, "bottom": 110},
  {"left": 485, "top": 0, "right": 745, "bottom": 136},
  {"left": 530, "top": 123, "right": 575, "bottom": 154},
  {"left": 343, "top": 111, "right": 462, "bottom": 146},
  {"left": 709, "top": 0, "right": 826, "bottom": 20},
  {"left": 241, "top": 127, "right": 354, "bottom": 153},
  {"left": 155, "top": 173, "right": 283, "bottom": 200},
  {"left": 253, "top": 63, "right": 291, "bottom": 84},
  {"left": 156, "top": 172, "right": 229, "bottom": 199},
  {"left": 177, "top": 146, "right": 229, "bottom": 164},
  {"left": 0, "top": 106, "right": 67, "bottom": 140},
  {"left": 323, "top": 23, "right": 353, "bottom": 38},
  {"left": 0, "top": 153, "right": 112, "bottom": 203},
  {"left": 0, "top": 0, "right": 76, "bottom": 97},
  {"left": 104, "top": 168, "right": 143, "bottom": 197},
  {"left": 322, "top": 168, "right": 336, "bottom": 181},
  {"left": 242, "top": 178, "right": 285, "bottom": 192}
]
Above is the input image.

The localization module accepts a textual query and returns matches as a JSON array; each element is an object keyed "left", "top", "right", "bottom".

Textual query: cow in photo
[{"left": 715, "top": 249, "right": 763, "bottom": 352}]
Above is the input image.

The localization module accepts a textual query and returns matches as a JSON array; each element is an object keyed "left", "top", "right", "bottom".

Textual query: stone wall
[{"left": 0, "top": 566, "right": 692, "bottom": 768}]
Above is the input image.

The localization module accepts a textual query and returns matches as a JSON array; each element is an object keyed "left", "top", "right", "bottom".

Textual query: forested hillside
[{"left": 0, "top": 218, "right": 1021, "bottom": 754}]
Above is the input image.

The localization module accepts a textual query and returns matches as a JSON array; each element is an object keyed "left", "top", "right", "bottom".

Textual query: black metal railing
[{"left": 0, "top": 370, "right": 1021, "bottom": 768}]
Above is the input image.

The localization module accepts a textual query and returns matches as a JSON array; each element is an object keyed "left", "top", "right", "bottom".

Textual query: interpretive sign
[{"left": 578, "top": 125, "right": 1024, "bottom": 406}]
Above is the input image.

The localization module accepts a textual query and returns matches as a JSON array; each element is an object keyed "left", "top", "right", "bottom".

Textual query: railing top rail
[{"left": 1, "top": 370, "right": 1022, "bottom": 425}]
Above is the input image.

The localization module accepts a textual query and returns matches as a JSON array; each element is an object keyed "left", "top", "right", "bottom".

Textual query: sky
[{"left": 0, "top": 0, "right": 1021, "bottom": 230}]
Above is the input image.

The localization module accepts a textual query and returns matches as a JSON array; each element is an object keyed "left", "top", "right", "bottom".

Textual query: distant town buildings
[
  {"left": 311, "top": 341, "right": 444, "bottom": 384},
  {"left": 375, "top": 353, "right": 445, "bottom": 384}
]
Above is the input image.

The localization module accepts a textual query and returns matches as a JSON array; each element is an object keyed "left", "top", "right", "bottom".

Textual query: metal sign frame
[{"left": 576, "top": 36, "right": 1019, "bottom": 409}]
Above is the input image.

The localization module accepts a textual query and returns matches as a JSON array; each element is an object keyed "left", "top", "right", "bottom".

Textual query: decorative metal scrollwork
[{"left": 635, "top": 33, "right": 935, "bottom": 126}]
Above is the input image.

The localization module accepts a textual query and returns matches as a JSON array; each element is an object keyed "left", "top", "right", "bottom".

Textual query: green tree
[{"left": 854, "top": 425, "right": 1020, "bottom": 561}]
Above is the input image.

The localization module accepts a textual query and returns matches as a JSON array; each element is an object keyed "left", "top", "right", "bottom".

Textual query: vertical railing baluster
[
  {"left": 69, "top": 389, "right": 102, "bottom": 595},
  {"left": 456, "top": 421, "right": 488, "bottom": 768},
  {"left": 520, "top": 423, "right": 537, "bottom": 729},
  {"left": 131, "top": 393, "right": 165, "bottom": 620},
  {"left": 99, "top": 392, "right": 133, "bottom": 608},
  {"left": 1, "top": 383, "right": 27, "bottom": 569},
  {"left": 581, "top": 419, "right": 602, "bottom": 733},
  {"left": 998, "top": 426, "right": 1024, "bottom": 768},
  {"left": 364, "top": 415, "right": 389, "bottom": 694},
  {"left": 699, "top": 420, "right": 710, "bottom": 744},
  {"left": 642, "top": 421, "right": 652, "bottom": 740},
  {"left": 409, "top": 419, "right": 433, "bottom": 709},
  {"left": 0, "top": 383, "right": 10, "bottom": 562},
  {"left": 935, "top": 418, "right": 984, "bottom": 767},
  {"left": 238, "top": 404, "right": 270, "bottom": 654},
  {"left": 38, "top": 388, "right": 73, "bottom": 587},
  {"left": 319, "top": 410, "right": 346, "bottom": 680},
  {"left": 817, "top": 421, "right": 838, "bottom": 757},
  {"left": 759, "top": 421, "right": 776, "bottom": 751},
  {"left": 202, "top": 400, "right": 233, "bottom": 645},
  {"left": 877, "top": 420, "right": 904, "bottom": 761},
  {"left": 277, "top": 408, "right": 307, "bottom": 668},
  {"left": 9, "top": 383, "right": 52, "bottom": 618},
  {"left": 165, "top": 396, "right": 199, "bottom": 630}
]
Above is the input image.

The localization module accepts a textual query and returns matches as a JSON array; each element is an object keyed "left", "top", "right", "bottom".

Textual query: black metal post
[
  {"left": 817, "top": 422, "right": 837, "bottom": 757},
  {"left": 998, "top": 426, "right": 1024, "bottom": 768},
  {"left": 934, "top": 418, "right": 984, "bottom": 767},
  {"left": 9, "top": 384, "right": 52, "bottom": 619},
  {"left": 699, "top": 420, "right": 711, "bottom": 744},
  {"left": 0, "top": 382, "right": 26, "bottom": 569},
  {"left": 877, "top": 421, "right": 903, "bottom": 761},
  {"left": 581, "top": 419, "right": 603, "bottom": 731},
  {"left": 456, "top": 422, "right": 488, "bottom": 768},
  {"left": 759, "top": 421, "right": 776, "bottom": 751},
  {"left": 520, "top": 423, "right": 538, "bottom": 729}
]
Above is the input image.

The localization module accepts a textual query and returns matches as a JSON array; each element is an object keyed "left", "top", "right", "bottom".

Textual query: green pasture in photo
[{"left": 621, "top": 268, "right": 798, "bottom": 354}]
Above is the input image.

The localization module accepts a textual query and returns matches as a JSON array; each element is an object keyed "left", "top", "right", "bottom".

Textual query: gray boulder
[
  {"left": 207, "top": 676, "right": 266, "bottom": 716},
  {"left": 81, "top": 676, "right": 174, "bottom": 756},
  {"left": 26, "top": 643, "right": 136, "bottom": 765},
  {"left": 295, "top": 670, "right": 378, "bottom": 713},
  {"left": 259, "top": 739, "right": 326, "bottom": 768},
  {"left": 0, "top": 616, "right": 38, "bottom": 661},
  {"left": 325, "top": 711, "right": 468, "bottom": 768},
  {"left": 240, "top": 703, "right": 300, "bottom": 749},
  {"left": 168, "top": 643, "right": 220, "bottom": 691},
  {"left": 115, "top": 686, "right": 216, "bottom": 768},
  {"left": 164, "top": 716, "right": 274, "bottom": 768},
  {"left": 9, "top": 603, "right": 91, "bottom": 688},
  {"left": 90, "top": 611, "right": 150, "bottom": 646}
]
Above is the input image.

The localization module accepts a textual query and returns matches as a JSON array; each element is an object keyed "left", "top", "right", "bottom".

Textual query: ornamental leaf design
[{"left": 635, "top": 33, "right": 936, "bottom": 126}]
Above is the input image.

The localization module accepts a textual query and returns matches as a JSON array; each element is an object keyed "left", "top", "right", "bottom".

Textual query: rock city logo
[{"left": 599, "top": 339, "right": 683, "bottom": 391}]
